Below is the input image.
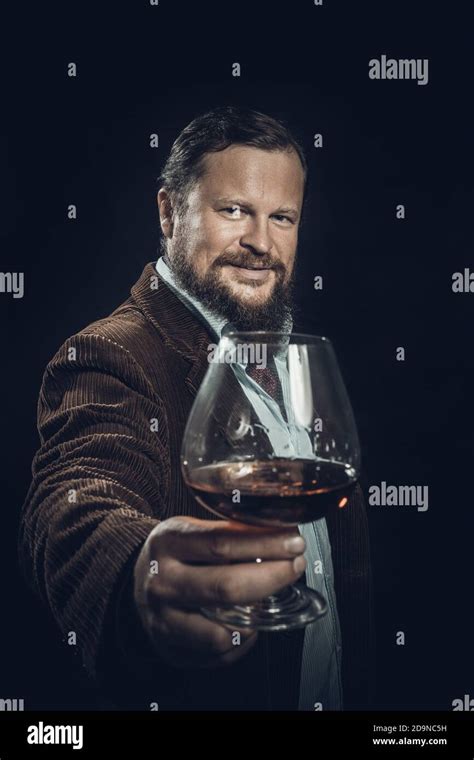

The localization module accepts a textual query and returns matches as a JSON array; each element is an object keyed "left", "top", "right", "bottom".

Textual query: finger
[
  {"left": 158, "top": 517, "right": 305, "bottom": 564},
  {"left": 151, "top": 605, "right": 257, "bottom": 667},
  {"left": 156, "top": 555, "right": 307, "bottom": 607}
]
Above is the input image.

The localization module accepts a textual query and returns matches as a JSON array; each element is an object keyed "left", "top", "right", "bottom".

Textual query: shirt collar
[{"left": 155, "top": 255, "right": 228, "bottom": 341}]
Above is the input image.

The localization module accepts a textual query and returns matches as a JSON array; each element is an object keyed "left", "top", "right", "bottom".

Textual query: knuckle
[
  {"left": 148, "top": 529, "right": 164, "bottom": 554},
  {"left": 149, "top": 516, "right": 189, "bottom": 557},
  {"left": 164, "top": 515, "right": 189, "bottom": 531},
  {"left": 213, "top": 572, "right": 239, "bottom": 604},
  {"left": 147, "top": 560, "right": 174, "bottom": 603},
  {"left": 208, "top": 531, "right": 232, "bottom": 561},
  {"left": 147, "top": 576, "right": 165, "bottom": 604},
  {"left": 153, "top": 516, "right": 187, "bottom": 542}
]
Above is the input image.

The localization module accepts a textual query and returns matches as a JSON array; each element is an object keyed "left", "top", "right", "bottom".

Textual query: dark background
[{"left": 1, "top": 0, "right": 473, "bottom": 710}]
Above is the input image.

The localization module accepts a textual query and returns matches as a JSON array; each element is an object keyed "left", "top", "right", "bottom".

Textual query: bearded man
[{"left": 18, "top": 106, "right": 374, "bottom": 711}]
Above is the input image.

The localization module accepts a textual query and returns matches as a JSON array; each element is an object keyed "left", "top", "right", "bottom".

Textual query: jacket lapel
[
  {"left": 130, "top": 262, "right": 270, "bottom": 446},
  {"left": 130, "top": 261, "right": 214, "bottom": 395}
]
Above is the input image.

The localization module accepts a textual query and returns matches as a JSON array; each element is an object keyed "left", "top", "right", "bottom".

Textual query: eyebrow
[{"left": 214, "top": 197, "right": 299, "bottom": 219}]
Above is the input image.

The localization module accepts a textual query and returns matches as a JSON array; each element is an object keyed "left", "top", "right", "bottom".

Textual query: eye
[
  {"left": 221, "top": 206, "right": 246, "bottom": 218},
  {"left": 272, "top": 214, "right": 294, "bottom": 225}
]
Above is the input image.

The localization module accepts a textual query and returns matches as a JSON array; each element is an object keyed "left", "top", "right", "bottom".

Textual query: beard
[{"left": 163, "top": 231, "right": 295, "bottom": 333}]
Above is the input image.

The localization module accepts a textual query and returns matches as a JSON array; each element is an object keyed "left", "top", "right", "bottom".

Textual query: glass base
[{"left": 200, "top": 584, "right": 328, "bottom": 631}]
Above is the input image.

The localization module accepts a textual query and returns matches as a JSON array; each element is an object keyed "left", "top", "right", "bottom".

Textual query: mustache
[{"left": 213, "top": 252, "right": 286, "bottom": 272}]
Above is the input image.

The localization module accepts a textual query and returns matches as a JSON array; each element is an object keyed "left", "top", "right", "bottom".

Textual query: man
[{"left": 18, "top": 106, "right": 374, "bottom": 711}]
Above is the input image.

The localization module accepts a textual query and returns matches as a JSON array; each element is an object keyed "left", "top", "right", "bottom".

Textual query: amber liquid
[{"left": 187, "top": 458, "right": 357, "bottom": 526}]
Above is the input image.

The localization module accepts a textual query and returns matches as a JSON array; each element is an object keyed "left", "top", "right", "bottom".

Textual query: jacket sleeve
[{"left": 17, "top": 330, "right": 170, "bottom": 686}]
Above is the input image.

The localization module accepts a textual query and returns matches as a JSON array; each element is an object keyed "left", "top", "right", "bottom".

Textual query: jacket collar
[{"left": 130, "top": 261, "right": 214, "bottom": 393}]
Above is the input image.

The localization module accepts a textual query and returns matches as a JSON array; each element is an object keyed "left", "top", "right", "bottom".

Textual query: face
[{"left": 158, "top": 144, "right": 305, "bottom": 331}]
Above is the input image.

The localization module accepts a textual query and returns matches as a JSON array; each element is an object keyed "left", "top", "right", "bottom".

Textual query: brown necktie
[
  {"left": 246, "top": 362, "right": 279, "bottom": 397},
  {"left": 246, "top": 359, "right": 288, "bottom": 422}
]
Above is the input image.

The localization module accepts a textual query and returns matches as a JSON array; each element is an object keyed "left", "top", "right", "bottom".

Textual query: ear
[{"left": 157, "top": 188, "right": 174, "bottom": 238}]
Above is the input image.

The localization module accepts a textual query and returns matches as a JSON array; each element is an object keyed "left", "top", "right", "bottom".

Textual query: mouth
[{"left": 225, "top": 264, "right": 274, "bottom": 282}]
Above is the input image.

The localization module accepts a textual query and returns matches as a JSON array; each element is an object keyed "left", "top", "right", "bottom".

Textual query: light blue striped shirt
[{"left": 156, "top": 255, "right": 343, "bottom": 710}]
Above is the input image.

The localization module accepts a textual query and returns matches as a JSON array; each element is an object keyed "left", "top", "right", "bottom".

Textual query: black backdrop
[{"left": 1, "top": 0, "right": 473, "bottom": 710}]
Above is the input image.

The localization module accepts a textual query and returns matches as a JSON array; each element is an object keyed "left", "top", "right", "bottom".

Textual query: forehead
[{"left": 194, "top": 144, "right": 305, "bottom": 206}]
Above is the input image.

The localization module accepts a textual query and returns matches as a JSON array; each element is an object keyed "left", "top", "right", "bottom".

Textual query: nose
[{"left": 239, "top": 217, "right": 273, "bottom": 256}]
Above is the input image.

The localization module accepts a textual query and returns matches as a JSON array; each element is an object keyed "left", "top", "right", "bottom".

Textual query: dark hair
[{"left": 157, "top": 105, "right": 308, "bottom": 215}]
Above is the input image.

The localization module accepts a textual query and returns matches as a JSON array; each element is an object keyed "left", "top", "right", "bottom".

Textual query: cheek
[
  {"left": 194, "top": 222, "right": 236, "bottom": 268},
  {"left": 205, "top": 218, "right": 237, "bottom": 248},
  {"left": 276, "top": 243, "right": 296, "bottom": 277},
  {"left": 283, "top": 229, "right": 298, "bottom": 253}
]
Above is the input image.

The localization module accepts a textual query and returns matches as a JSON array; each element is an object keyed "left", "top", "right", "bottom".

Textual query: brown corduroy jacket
[{"left": 18, "top": 261, "right": 374, "bottom": 711}]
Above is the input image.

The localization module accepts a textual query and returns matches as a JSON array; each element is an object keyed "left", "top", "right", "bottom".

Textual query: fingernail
[
  {"left": 293, "top": 555, "right": 306, "bottom": 574},
  {"left": 284, "top": 535, "right": 306, "bottom": 554}
]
